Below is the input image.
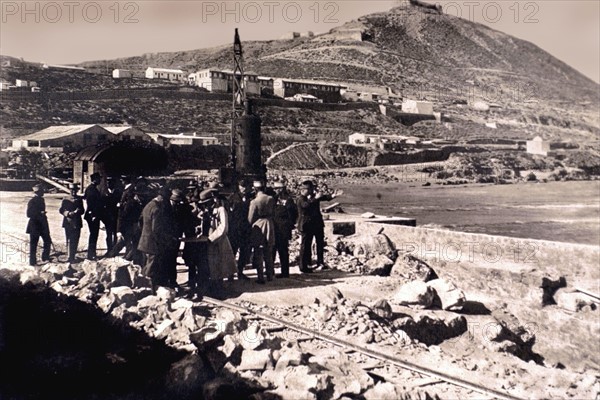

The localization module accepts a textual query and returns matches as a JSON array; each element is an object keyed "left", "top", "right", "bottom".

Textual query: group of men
[{"left": 26, "top": 173, "right": 341, "bottom": 297}]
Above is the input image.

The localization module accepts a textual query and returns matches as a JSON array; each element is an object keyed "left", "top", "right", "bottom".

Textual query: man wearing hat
[
  {"left": 296, "top": 180, "right": 341, "bottom": 273},
  {"left": 26, "top": 184, "right": 52, "bottom": 266},
  {"left": 84, "top": 172, "right": 103, "bottom": 260},
  {"left": 272, "top": 181, "right": 298, "bottom": 278},
  {"left": 101, "top": 176, "right": 122, "bottom": 255},
  {"left": 227, "top": 178, "right": 253, "bottom": 280},
  {"left": 138, "top": 186, "right": 179, "bottom": 288},
  {"left": 59, "top": 183, "right": 84, "bottom": 263},
  {"left": 248, "top": 180, "right": 276, "bottom": 283}
]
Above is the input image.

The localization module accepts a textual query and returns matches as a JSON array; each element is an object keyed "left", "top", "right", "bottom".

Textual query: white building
[
  {"left": 349, "top": 133, "right": 418, "bottom": 146},
  {"left": 285, "top": 94, "right": 323, "bottom": 103},
  {"left": 15, "top": 79, "right": 28, "bottom": 87},
  {"left": 188, "top": 68, "right": 260, "bottom": 96},
  {"left": 145, "top": 67, "right": 185, "bottom": 81},
  {"left": 149, "top": 133, "right": 219, "bottom": 146},
  {"left": 401, "top": 99, "right": 434, "bottom": 115},
  {"left": 526, "top": 136, "right": 550, "bottom": 156},
  {"left": 0, "top": 81, "right": 10, "bottom": 91},
  {"left": 113, "top": 69, "right": 134, "bottom": 79}
]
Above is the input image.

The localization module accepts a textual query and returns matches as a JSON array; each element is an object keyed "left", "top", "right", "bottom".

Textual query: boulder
[
  {"left": 363, "top": 382, "right": 402, "bottom": 400},
  {"left": 238, "top": 349, "right": 273, "bottom": 371},
  {"left": 19, "top": 270, "right": 44, "bottom": 286},
  {"left": 391, "top": 254, "right": 437, "bottom": 282},
  {"left": 239, "top": 323, "right": 267, "bottom": 350},
  {"left": 280, "top": 365, "right": 331, "bottom": 396},
  {"left": 361, "top": 255, "right": 394, "bottom": 276},
  {"left": 108, "top": 264, "right": 133, "bottom": 288},
  {"left": 171, "top": 298, "right": 194, "bottom": 310},
  {"left": 214, "top": 308, "right": 244, "bottom": 335},
  {"left": 393, "top": 281, "right": 435, "bottom": 309},
  {"left": 137, "top": 295, "right": 163, "bottom": 309},
  {"left": 371, "top": 299, "right": 393, "bottom": 319},
  {"left": 156, "top": 286, "right": 176, "bottom": 302},
  {"left": 275, "top": 343, "right": 304, "bottom": 371},
  {"left": 345, "top": 233, "right": 396, "bottom": 260},
  {"left": 315, "top": 287, "right": 344, "bottom": 305},
  {"left": 165, "top": 354, "right": 212, "bottom": 398},
  {"left": 190, "top": 326, "right": 224, "bottom": 351},
  {"left": 97, "top": 292, "right": 116, "bottom": 313},
  {"left": 110, "top": 286, "right": 137, "bottom": 308},
  {"left": 41, "top": 263, "right": 72, "bottom": 278},
  {"left": 427, "top": 279, "right": 465, "bottom": 310},
  {"left": 154, "top": 319, "right": 174, "bottom": 339},
  {"left": 393, "top": 314, "right": 467, "bottom": 346}
]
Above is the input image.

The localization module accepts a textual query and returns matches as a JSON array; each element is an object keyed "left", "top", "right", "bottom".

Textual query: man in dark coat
[
  {"left": 227, "top": 179, "right": 253, "bottom": 280},
  {"left": 248, "top": 181, "right": 275, "bottom": 283},
  {"left": 101, "top": 176, "right": 122, "bottom": 255},
  {"left": 26, "top": 184, "right": 52, "bottom": 266},
  {"left": 296, "top": 180, "right": 341, "bottom": 273},
  {"left": 84, "top": 172, "right": 103, "bottom": 260},
  {"left": 272, "top": 181, "right": 298, "bottom": 278},
  {"left": 138, "top": 187, "right": 179, "bottom": 288},
  {"left": 59, "top": 183, "right": 84, "bottom": 263}
]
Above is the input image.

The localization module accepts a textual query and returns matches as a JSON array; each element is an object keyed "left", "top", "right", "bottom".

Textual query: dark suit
[
  {"left": 228, "top": 190, "right": 253, "bottom": 275},
  {"left": 102, "top": 186, "right": 122, "bottom": 252},
  {"left": 117, "top": 184, "right": 144, "bottom": 261},
  {"left": 59, "top": 195, "right": 84, "bottom": 262},
  {"left": 273, "top": 194, "right": 298, "bottom": 276},
  {"left": 138, "top": 197, "right": 178, "bottom": 287},
  {"left": 296, "top": 193, "right": 332, "bottom": 271},
  {"left": 84, "top": 183, "right": 103, "bottom": 260},
  {"left": 248, "top": 191, "right": 276, "bottom": 281},
  {"left": 26, "top": 194, "right": 51, "bottom": 265}
]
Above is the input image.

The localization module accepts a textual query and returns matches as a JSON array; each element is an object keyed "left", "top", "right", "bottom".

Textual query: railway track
[{"left": 201, "top": 295, "right": 527, "bottom": 400}]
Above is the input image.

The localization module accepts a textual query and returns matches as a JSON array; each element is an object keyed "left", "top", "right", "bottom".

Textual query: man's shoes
[
  {"left": 316, "top": 263, "right": 330, "bottom": 270},
  {"left": 276, "top": 273, "right": 289, "bottom": 278},
  {"left": 300, "top": 268, "right": 313, "bottom": 274}
]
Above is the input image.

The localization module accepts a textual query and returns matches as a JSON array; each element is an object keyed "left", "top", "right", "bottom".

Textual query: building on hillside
[
  {"left": 145, "top": 67, "right": 186, "bottom": 81},
  {"left": 526, "top": 136, "right": 550, "bottom": 156},
  {"left": 148, "top": 132, "right": 219, "bottom": 147},
  {"left": 285, "top": 93, "right": 323, "bottom": 103},
  {"left": 401, "top": 99, "right": 434, "bottom": 115},
  {"left": 8, "top": 125, "right": 115, "bottom": 152},
  {"left": 112, "top": 69, "right": 134, "bottom": 78},
  {"left": 272, "top": 78, "right": 346, "bottom": 103},
  {"left": 15, "top": 79, "right": 28, "bottom": 87},
  {"left": 103, "top": 126, "right": 153, "bottom": 142},
  {"left": 258, "top": 76, "right": 274, "bottom": 96},
  {"left": 188, "top": 68, "right": 260, "bottom": 96},
  {"left": 349, "top": 133, "right": 420, "bottom": 148},
  {"left": 0, "top": 81, "right": 10, "bottom": 91}
]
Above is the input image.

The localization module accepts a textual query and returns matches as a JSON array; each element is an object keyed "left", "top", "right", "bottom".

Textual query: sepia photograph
[{"left": 0, "top": 0, "right": 598, "bottom": 399}]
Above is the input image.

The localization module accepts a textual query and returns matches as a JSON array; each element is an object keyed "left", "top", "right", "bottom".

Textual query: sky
[{"left": 1, "top": 0, "right": 598, "bottom": 83}]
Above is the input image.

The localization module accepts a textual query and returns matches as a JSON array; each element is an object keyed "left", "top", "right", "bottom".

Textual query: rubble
[
  {"left": 393, "top": 314, "right": 467, "bottom": 345},
  {"left": 390, "top": 254, "right": 438, "bottom": 282},
  {"left": 555, "top": 289, "right": 596, "bottom": 312}
]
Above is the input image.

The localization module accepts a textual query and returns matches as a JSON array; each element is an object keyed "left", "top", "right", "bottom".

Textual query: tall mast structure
[{"left": 231, "top": 28, "right": 246, "bottom": 171}]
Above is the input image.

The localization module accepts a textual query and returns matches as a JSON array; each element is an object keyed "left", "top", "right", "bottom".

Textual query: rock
[
  {"left": 156, "top": 286, "right": 176, "bottom": 302},
  {"left": 393, "top": 281, "right": 435, "bottom": 309},
  {"left": 280, "top": 365, "right": 331, "bottom": 396},
  {"left": 371, "top": 299, "right": 393, "bottom": 319},
  {"left": 240, "top": 323, "right": 266, "bottom": 350},
  {"left": 181, "top": 308, "right": 199, "bottom": 332},
  {"left": 49, "top": 281, "right": 65, "bottom": 294},
  {"left": 275, "top": 343, "right": 304, "bottom": 371},
  {"left": 345, "top": 233, "right": 396, "bottom": 260},
  {"left": 363, "top": 382, "right": 401, "bottom": 400},
  {"left": 238, "top": 349, "right": 273, "bottom": 371},
  {"left": 190, "top": 326, "right": 224, "bottom": 351},
  {"left": 391, "top": 254, "right": 438, "bottom": 282},
  {"left": 393, "top": 314, "right": 467, "bottom": 346},
  {"left": 172, "top": 298, "right": 194, "bottom": 310},
  {"left": 80, "top": 260, "right": 100, "bottom": 276},
  {"left": 137, "top": 295, "right": 163, "bottom": 309},
  {"left": 315, "top": 287, "right": 344, "bottom": 304},
  {"left": 154, "top": 319, "right": 174, "bottom": 339},
  {"left": 361, "top": 255, "right": 394, "bottom": 276},
  {"left": 133, "top": 274, "right": 153, "bottom": 289},
  {"left": 133, "top": 287, "right": 153, "bottom": 300},
  {"left": 106, "top": 264, "right": 133, "bottom": 288},
  {"left": 427, "top": 279, "right": 466, "bottom": 310},
  {"left": 97, "top": 292, "right": 116, "bottom": 313},
  {"left": 555, "top": 290, "right": 595, "bottom": 312},
  {"left": 41, "top": 263, "right": 73, "bottom": 278},
  {"left": 214, "top": 308, "right": 243, "bottom": 334},
  {"left": 165, "top": 354, "right": 212, "bottom": 398},
  {"left": 19, "top": 270, "right": 44, "bottom": 286},
  {"left": 219, "top": 335, "right": 241, "bottom": 359},
  {"left": 110, "top": 286, "right": 137, "bottom": 308},
  {"left": 111, "top": 303, "right": 141, "bottom": 324}
]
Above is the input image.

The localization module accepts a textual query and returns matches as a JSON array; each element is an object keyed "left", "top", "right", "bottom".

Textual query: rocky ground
[{"left": 1, "top": 223, "right": 598, "bottom": 399}]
